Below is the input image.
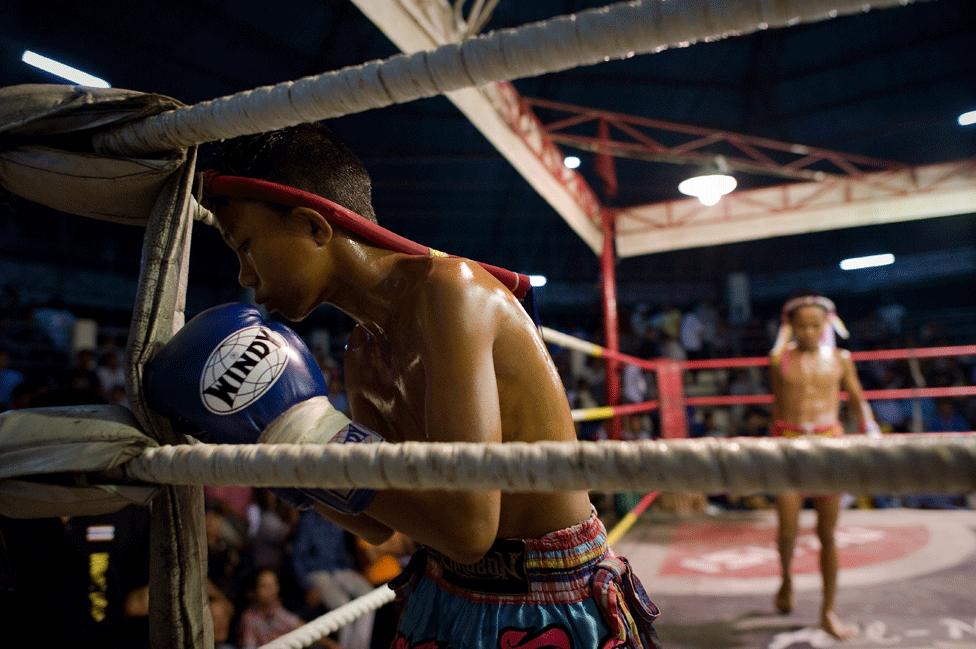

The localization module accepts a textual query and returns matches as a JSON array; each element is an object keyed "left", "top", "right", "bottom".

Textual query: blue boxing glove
[{"left": 144, "top": 302, "right": 382, "bottom": 514}]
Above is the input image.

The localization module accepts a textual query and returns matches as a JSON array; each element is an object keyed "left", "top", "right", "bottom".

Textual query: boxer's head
[
  {"left": 205, "top": 125, "right": 380, "bottom": 320},
  {"left": 211, "top": 197, "right": 334, "bottom": 320},
  {"left": 208, "top": 123, "right": 376, "bottom": 222},
  {"left": 784, "top": 294, "right": 833, "bottom": 351},
  {"left": 788, "top": 303, "right": 828, "bottom": 351}
]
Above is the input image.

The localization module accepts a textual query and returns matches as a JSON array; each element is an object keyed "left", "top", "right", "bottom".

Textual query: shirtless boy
[
  {"left": 769, "top": 294, "right": 875, "bottom": 640},
  {"left": 145, "top": 124, "right": 660, "bottom": 647}
]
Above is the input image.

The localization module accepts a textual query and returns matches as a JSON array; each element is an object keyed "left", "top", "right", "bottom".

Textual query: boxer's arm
[
  {"left": 355, "top": 277, "right": 503, "bottom": 564},
  {"left": 311, "top": 505, "right": 393, "bottom": 546},
  {"left": 839, "top": 350, "right": 876, "bottom": 434},
  {"left": 768, "top": 360, "right": 783, "bottom": 422}
]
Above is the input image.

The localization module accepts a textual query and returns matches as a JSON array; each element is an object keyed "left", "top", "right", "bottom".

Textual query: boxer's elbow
[{"left": 436, "top": 493, "right": 499, "bottom": 564}]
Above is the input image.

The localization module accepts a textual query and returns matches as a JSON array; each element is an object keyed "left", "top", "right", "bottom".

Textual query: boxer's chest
[
  {"left": 346, "top": 330, "right": 426, "bottom": 442},
  {"left": 780, "top": 348, "right": 842, "bottom": 391}
]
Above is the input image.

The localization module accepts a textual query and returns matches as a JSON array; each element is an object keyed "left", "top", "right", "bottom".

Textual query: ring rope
[
  {"left": 258, "top": 585, "right": 395, "bottom": 649},
  {"left": 543, "top": 326, "right": 658, "bottom": 371},
  {"left": 190, "top": 197, "right": 216, "bottom": 226},
  {"left": 542, "top": 327, "right": 976, "bottom": 371},
  {"left": 572, "top": 399, "right": 659, "bottom": 422},
  {"left": 94, "top": 0, "right": 918, "bottom": 154},
  {"left": 605, "top": 491, "right": 660, "bottom": 546},
  {"left": 120, "top": 434, "right": 976, "bottom": 495}
]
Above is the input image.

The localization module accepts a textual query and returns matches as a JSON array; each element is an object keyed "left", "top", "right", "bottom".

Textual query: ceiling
[{"left": 0, "top": 0, "right": 974, "bottom": 317}]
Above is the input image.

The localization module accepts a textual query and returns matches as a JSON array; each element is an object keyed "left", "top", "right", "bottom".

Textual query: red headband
[{"left": 204, "top": 174, "right": 530, "bottom": 299}]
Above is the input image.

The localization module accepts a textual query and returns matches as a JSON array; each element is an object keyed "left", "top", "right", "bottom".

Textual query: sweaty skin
[
  {"left": 769, "top": 304, "right": 869, "bottom": 640},
  {"left": 216, "top": 199, "right": 591, "bottom": 564}
]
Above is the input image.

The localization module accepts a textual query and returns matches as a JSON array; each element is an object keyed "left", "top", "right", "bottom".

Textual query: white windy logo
[{"left": 200, "top": 326, "right": 289, "bottom": 414}]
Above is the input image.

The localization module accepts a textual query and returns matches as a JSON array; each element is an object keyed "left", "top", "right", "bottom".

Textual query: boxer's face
[
  {"left": 215, "top": 199, "right": 326, "bottom": 321},
  {"left": 790, "top": 305, "right": 827, "bottom": 350}
]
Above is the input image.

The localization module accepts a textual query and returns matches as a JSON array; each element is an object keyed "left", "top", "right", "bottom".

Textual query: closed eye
[{"left": 236, "top": 239, "right": 250, "bottom": 254}]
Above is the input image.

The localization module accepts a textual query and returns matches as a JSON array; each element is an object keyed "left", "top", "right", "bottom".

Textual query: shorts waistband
[{"left": 420, "top": 509, "right": 610, "bottom": 603}]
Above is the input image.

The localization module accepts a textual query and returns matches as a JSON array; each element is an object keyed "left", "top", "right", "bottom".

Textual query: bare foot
[
  {"left": 822, "top": 610, "right": 858, "bottom": 640},
  {"left": 774, "top": 578, "right": 793, "bottom": 614}
]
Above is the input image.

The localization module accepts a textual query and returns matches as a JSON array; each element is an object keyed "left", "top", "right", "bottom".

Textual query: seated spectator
[
  {"left": 206, "top": 502, "right": 248, "bottom": 604},
  {"left": 246, "top": 490, "right": 299, "bottom": 573},
  {"left": 620, "top": 413, "right": 653, "bottom": 441},
  {"left": 107, "top": 384, "right": 129, "bottom": 408},
  {"left": 925, "top": 399, "right": 971, "bottom": 432},
  {"left": 96, "top": 349, "right": 126, "bottom": 401},
  {"left": 32, "top": 297, "right": 76, "bottom": 353},
  {"left": 630, "top": 303, "right": 652, "bottom": 338},
  {"left": 680, "top": 307, "right": 706, "bottom": 360},
  {"left": 653, "top": 302, "right": 682, "bottom": 341},
  {"left": 238, "top": 569, "right": 303, "bottom": 649},
  {"left": 659, "top": 333, "right": 686, "bottom": 361},
  {"left": 32, "top": 361, "right": 105, "bottom": 407},
  {"left": 621, "top": 362, "right": 649, "bottom": 405},
  {"left": 292, "top": 511, "right": 374, "bottom": 649},
  {"left": 579, "top": 355, "right": 606, "bottom": 395},
  {"left": 690, "top": 410, "right": 724, "bottom": 438},
  {"left": 209, "top": 582, "right": 237, "bottom": 649},
  {"left": 737, "top": 407, "right": 770, "bottom": 437},
  {"left": 872, "top": 368, "right": 911, "bottom": 432},
  {"left": 696, "top": 300, "right": 721, "bottom": 357},
  {"left": 570, "top": 377, "right": 601, "bottom": 442}
]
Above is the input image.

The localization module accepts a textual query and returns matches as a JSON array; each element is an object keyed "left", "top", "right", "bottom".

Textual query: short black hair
[{"left": 209, "top": 123, "right": 377, "bottom": 222}]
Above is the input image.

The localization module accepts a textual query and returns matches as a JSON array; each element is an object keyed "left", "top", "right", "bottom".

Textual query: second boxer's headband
[
  {"left": 781, "top": 294, "right": 849, "bottom": 339},
  {"left": 203, "top": 174, "right": 531, "bottom": 300},
  {"left": 770, "top": 294, "right": 849, "bottom": 359}
]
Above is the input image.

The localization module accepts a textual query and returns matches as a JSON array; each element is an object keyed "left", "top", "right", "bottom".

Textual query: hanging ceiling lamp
[{"left": 677, "top": 156, "right": 737, "bottom": 206}]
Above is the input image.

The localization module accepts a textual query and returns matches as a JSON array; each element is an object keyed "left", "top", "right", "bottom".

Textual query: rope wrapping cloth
[
  {"left": 94, "top": 0, "right": 920, "bottom": 154},
  {"left": 120, "top": 434, "right": 976, "bottom": 495},
  {"left": 258, "top": 585, "right": 395, "bottom": 649}
]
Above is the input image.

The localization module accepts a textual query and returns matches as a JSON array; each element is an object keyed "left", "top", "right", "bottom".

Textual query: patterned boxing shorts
[{"left": 390, "top": 508, "right": 662, "bottom": 648}]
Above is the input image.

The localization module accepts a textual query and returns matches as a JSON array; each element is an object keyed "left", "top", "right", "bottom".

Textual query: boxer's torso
[
  {"left": 344, "top": 257, "right": 591, "bottom": 540},
  {"left": 774, "top": 345, "right": 845, "bottom": 428}
]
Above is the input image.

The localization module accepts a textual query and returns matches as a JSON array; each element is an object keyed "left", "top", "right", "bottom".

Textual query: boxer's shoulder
[
  {"left": 388, "top": 256, "right": 507, "bottom": 329},
  {"left": 395, "top": 255, "right": 508, "bottom": 296}
]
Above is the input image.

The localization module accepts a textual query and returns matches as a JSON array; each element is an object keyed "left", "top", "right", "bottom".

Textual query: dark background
[{"left": 1, "top": 0, "right": 974, "bottom": 332}]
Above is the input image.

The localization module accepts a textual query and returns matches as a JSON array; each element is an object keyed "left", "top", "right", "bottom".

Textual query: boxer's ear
[{"left": 291, "top": 206, "right": 333, "bottom": 246}]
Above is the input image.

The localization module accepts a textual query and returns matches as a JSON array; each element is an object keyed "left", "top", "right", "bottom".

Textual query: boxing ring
[{"left": 1, "top": 1, "right": 972, "bottom": 648}]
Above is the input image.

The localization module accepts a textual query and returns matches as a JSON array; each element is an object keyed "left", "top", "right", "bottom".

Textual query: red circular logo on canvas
[{"left": 659, "top": 522, "right": 929, "bottom": 578}]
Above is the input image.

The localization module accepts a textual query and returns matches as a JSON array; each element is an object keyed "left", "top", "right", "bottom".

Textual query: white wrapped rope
[
  {"left": 259, "top": 585, "right": 395, "bottom": 649},
  {"left": 541, "top": 326, "right": 605, "bottom": 357},
  {"left": 95, "top": 0, "right": 919, "bottom": 154},
  {"left": 190, "top": 197, "right": 215, "bottom": 227},
  {"left": 122, "top": 434, "right": 976, "bottom": 495}
]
